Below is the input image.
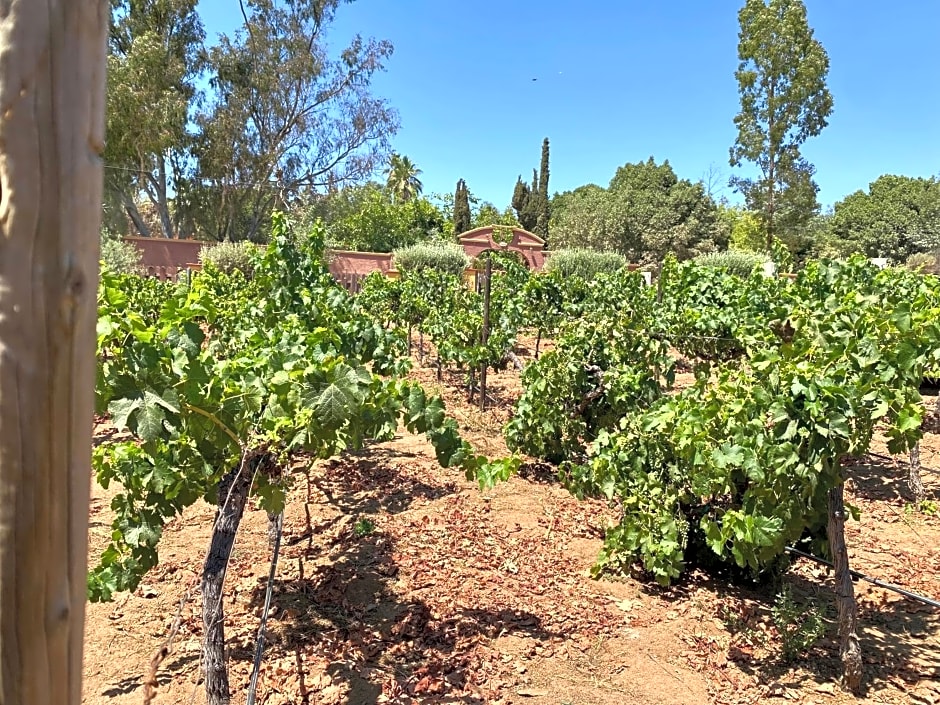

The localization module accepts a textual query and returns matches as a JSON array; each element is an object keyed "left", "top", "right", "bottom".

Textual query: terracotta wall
[
  {"left": 125, "top": 236, "right": 204, "bottom": 268},
  {"left": 328, "top": 250, "right": 394, "bottom": 276},
  {"left": 127, "top": 238, "right": 396, "bottom": 291}
]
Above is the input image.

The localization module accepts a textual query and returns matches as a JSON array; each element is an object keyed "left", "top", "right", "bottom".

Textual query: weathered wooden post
[{"left": 0, "top": 2, "right": 108, "bottom": 704}]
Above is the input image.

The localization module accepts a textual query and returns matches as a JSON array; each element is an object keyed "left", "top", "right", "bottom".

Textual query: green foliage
[
  {"left": 550, "top": 158, "right": 727, "bottom": 264},
  {"left": 544, "top": 248, "right": 628, "bottom": 280},
  {"left": 106, "top": 0, "right": 205, "bottom": 238},
  {"left": 354, "top": 518, "right": 376, "bottom": 537},
  {"left": 830, "top": 175, "right": 940, "bottom": 262},
  {"left": 562, "top": 257, "right": 940, "bottom": 584},
  {"left": 199, "top": 240, "right": 259, "bottom": 278},
  {"left": 772, "top": 585, "right": 826, "bottom": 661},
  {"left": 317, "top": 182, "right": 446, "bottom": 252},
  {"left": 180, "top": 1, "right": 398, "bottom": 241},
  {"left": 692, "top": 250, "right": 770, "bottom": 279},
  {"left": 720, "top": 205, "right": 765, "bottom": 252},
  {"left": 506, "top": 271, "right": 673, "bottom": 463},
  {"left": 537, "top": 137, "right": 551, "bottom": 239},
  {"left": 100, "top": 231, "right": 143, "bottom": 275},
  {"left": 472, "top": 202, "right": 520, "bottom": 229},
  {"left": 92, "top": 212, "right": 514, "bottom": 601},
  {"left": 393, "top": 242, "right": 470, "bottom": 276},
  {"left": 730, "top": 0, "right": 833, "bottom": 246},
  {"left": 657, "top": 254, "right": 783, "bottom": 361}
]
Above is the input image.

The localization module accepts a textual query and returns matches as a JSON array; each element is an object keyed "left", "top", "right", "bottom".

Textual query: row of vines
[
  {"left": 361, "top": 251, "right": 940, "bottom": 692},
  {"left": 94, "top": 224, "right": 940, "bottom": 699},
  {"left": 93, "top": 215, "right": 516, "bottom": 705}
]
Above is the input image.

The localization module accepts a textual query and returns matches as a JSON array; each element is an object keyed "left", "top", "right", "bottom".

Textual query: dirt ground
[{"left": 83, "top": 349, "right": 940, "bottom": 705}]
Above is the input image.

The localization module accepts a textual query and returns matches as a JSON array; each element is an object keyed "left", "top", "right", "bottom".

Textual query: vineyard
[{"left": 84, "top": 217, "right": 940, "bottom": 705}]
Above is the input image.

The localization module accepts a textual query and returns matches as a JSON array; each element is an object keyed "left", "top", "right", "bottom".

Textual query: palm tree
[{"left": 385, "top": 153, "right": 423, "bottom": 202}]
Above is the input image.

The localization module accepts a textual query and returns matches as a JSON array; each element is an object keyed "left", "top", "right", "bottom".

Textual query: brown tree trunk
[
  {"left": 827, "top": 481, "right": 863, "bottom": 694},
  {"left": 0, "top": 3, "right": 107, "bottom": 705},
  {"left": 144, "top": 154, "right": 176, "bottom": 239},
  {"left": 123, "top": 192, "right": 152, "bottom": 237},
  {"left": 909, "top": 442, "right": 926, "bottom": 504},
  {"left": 202, "top": 460, "right": 255, "bottom": 705}
]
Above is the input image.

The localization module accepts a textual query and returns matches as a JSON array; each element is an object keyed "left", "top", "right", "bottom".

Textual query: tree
[
  {"left": 718, "top": 204, "right": 764, "bottom": 252},
  {"left": 385, "top": 153, "right": 423, "bottom": 202},
  {"left": 313, "top": 182, "right": 445, "bottom": 252},
  {"left": 536, "top": 137, "right": 551, "bottom": 239},
  {"left": 549, "top": 184, "right": 612, "bottom": 250},
  {"left": 829, "top": 175, "right": 940, "bottom": 261},
  {"left": 729, "top": 0, "right": 833, "bottom": 249},
  {"left": 0, "top": 3, "right": 107, "bottom": 704},
  {"left": 551, "top": 159, "right": 727, "bottom": 264},
  {"left": 453, "top": 178, "right": 472, "bottom": 235},
  {"left": 181, "top": 0, "right": 398, "bottom": 242},
  {"left": 472, "top": 202, "right": 520, "bottom": 229},
  {"left": 511, "top": 138, "right": 551, "bottom": 236},
  {"left": 105, "top": 0, "right": 205, "bottom": 238}
]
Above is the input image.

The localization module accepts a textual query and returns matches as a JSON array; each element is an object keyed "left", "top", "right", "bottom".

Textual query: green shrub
[
  {"left": 771, "top": 585, "right": 826, "bottom": 662},
  {"left": 100, "top": 231, "right": 142, "bottom": 274},
  {"left": 393, "top": 242, "right": 469, "bottom": 276},
  {"left": 544, "top": 248, "right": 627, "bottom": 280},
  {"left": 693, "top": 250, "right": 770, "bottom": 278},
  {"left": 200, "top": 241, "right": 258, "bottom": 278}
]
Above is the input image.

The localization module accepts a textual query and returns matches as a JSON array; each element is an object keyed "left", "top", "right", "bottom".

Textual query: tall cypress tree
[
  {"left": 453, "top": 178, "right": 471, "bottom": 235},
  {"left": 536, "top": 138, "right": 551, "bottom": 239},
  {"left": 511, "top": 176, "right": 533, "bottom": 230},
  {"left": 510, "top": 138, "right": 551, "bottom": 236}
]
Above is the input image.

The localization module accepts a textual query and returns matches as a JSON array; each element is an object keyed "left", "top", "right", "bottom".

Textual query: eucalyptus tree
[
  {"left": 182, "top": 0, "right": 399, "bottom": 242},
  {"left": 105, "top": 0, "right": 205, "bottom": 237}
]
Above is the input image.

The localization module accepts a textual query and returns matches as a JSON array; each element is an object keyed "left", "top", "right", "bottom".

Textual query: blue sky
[{"left": 197, "top": 0, "right": 940, "bottom": 210}]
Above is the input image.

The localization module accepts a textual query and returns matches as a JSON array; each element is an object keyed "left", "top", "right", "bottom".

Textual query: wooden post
[
  {"left": 909, "top": 442, "right": 926, "bottom": 504},
  {"left": 479, "top": 257, "right": 492, "bottom": 412},
  {"left": 0, "top": 3, "right": 108, "bottom": 705}
]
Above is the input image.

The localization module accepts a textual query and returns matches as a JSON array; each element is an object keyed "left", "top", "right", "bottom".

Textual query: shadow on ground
[
  {"left": 239, "top": 454, "right": 561, "bottom": 704},
  {"left": 652, "top": 566, "right": 940, "bottom": 698}
]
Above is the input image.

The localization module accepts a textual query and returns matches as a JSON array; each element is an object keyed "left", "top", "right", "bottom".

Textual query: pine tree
[{"left": 453, "top": 179, "right": 471, "bottom": 235}]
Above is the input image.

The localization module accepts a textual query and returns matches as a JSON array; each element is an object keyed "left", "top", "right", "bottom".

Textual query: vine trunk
[
  {"left": 827, "top": 479, "right": 862, "bottom": 694},
  {"left": 202, "top": 458, "right": 256, "bottom": 705}
]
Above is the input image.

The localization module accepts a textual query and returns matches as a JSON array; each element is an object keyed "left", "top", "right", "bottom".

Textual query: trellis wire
[{"left": 784, "top": 545, "right": 940, "bottom": 609}]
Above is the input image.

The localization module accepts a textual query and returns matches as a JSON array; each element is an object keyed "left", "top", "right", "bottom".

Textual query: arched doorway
[{"left": 457, "top": 226, "right": 546, "bottom": 270}]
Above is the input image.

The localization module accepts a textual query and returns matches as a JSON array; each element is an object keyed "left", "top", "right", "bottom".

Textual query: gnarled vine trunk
[
  {"left": 827, "top": 478, "right": 862, "bottom": 694},
  {"left": 202, "top": 459, "right": 256, "bottom": 705}
]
